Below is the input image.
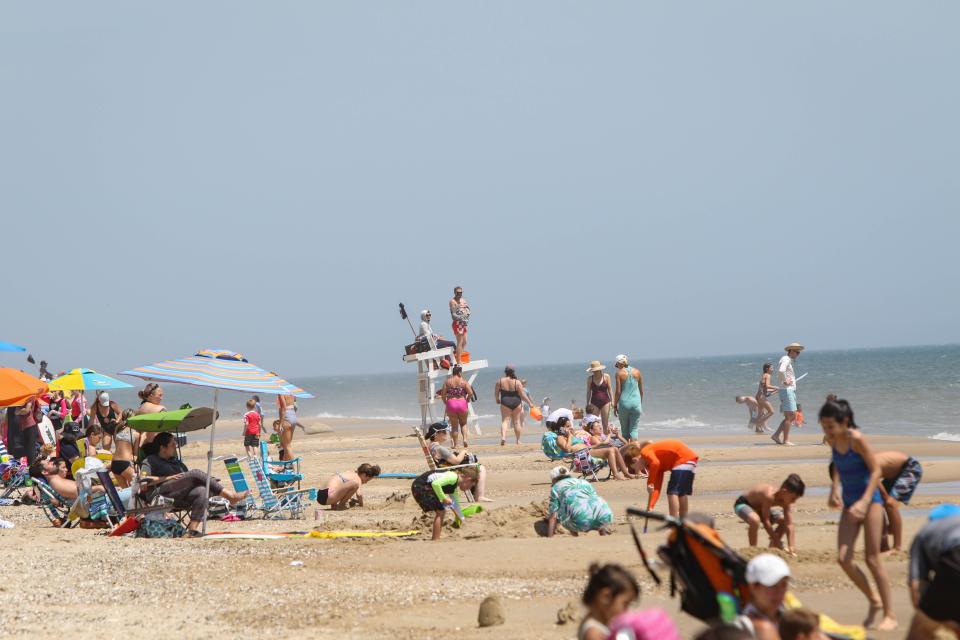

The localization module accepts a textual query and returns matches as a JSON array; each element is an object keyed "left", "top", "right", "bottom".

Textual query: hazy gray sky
[{"left": 2, "top": 2, "right": 957, "bottom": 377}]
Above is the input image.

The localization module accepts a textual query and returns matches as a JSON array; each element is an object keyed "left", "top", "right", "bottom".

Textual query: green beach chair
[{"left": 222, "top": 456, "right": 261, "bottom": 518}]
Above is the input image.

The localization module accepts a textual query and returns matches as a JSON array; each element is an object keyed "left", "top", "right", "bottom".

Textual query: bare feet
[
  {"left": 599, "top": 527, "right": 612, "bottom": 536},
  {"left": 863, "top": 601, "right": 882, "bottom": 628},
  {"left": 222, "top": 489, "right": 250, "bottom": 505},
  {"left": 876, "top": 616, "right": 898, "bottom": 631},
  {"left": 479, "top": 497, "right": 495, "bottom": 503},
  {"left": 771, "top": 435, "right": 782, "bottom": 445},
  {"left": 783, "top": 441, "right": 796, "bottom": 446}
]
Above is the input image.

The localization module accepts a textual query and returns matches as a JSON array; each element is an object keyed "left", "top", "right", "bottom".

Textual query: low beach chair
[
  {"left": 222, "top": 456, "right": 261, "bottom": 518},
  {"left": 259, "top": 440, "right": 303, "bottom": 489},
  {"left": 245, "top": 456, "right": 316, "bottom": 519},
  {"left": 95, "top": 470, "right": 171, "bottom": 535},
  {"left": 34, "top": 480, "right": 72, "bottom": 528},
  {"left": 0, "top": 458, "right": 28, "bottom": 499},
  {"left": 571, "top": 448, "right": 611, "bottom": 482},
  {"left": 413, "top": 424, "right": 476, "bottom": 502}
]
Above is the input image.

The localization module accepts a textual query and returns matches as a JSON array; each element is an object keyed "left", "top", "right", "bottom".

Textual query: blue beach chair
[
  {"left": 245, "top": 456, "right": 315, "bottom": 519},
  {"left": 259, "top": 441, "right": 303, "bottom": 489}
]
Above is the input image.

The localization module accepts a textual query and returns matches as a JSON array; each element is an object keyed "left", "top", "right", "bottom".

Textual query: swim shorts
[
  {"left": 734, "top": 496, "right": 784, "bottom": 522},
  {"left": 779, "top": 388, "right": 797, "bottom": 413},
  {"left": 667, "top": 464, "right": 696, "bottom": 497},
  {"left": 243, "top": 434, "right": 260, "bottom": 447},
  {"left": 882, "top": 456, "right": 923, "bottom": 504},
  {"left": 452, "top": 320, "right": 467, "bottom": 336}
]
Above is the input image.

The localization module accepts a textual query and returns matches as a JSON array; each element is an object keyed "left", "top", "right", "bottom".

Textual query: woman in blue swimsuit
[{"left": 820, "top": 397, "right": 898, "bottom": 632}]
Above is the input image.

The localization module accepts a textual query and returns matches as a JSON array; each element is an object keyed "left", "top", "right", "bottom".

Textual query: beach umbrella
[
  {"left": 120, "top": 349, "right": 312, "bottom": 534},
  {"left": 47, "top": 368, "right": 135, "bottom": 392},
  {"left": 0, "top": 342, "right": 26, "bottom": 353},
  {"left": 0, "top": 368, "right": 48, "bottom": 407},
  {"left": 126, "top": 407, "right": 217, "bottom": 433}
]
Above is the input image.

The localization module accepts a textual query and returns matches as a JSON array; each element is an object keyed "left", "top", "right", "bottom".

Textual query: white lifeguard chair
[{"left": 403, "top": 347, "right": 489, "bottom": 434}]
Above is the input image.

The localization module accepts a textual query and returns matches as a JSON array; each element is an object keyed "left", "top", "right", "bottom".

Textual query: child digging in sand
[
  {"left": 622, "top": 439, "right": 699, "bottom": 518},
  {"left": 411, "top": 466, "right": 479, "bottom": 540},
  {"left": 734, "top": 473, "right": 805, "bottom": 556}
]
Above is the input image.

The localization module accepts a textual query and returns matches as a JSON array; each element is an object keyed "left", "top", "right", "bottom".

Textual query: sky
[{"left": 1, "top": 2, "right": 958, "bottom": 378}]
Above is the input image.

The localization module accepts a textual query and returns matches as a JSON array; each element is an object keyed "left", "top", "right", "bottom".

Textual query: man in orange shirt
[{"left": 621, "top": 439, "right": 699, "bottom": 518}]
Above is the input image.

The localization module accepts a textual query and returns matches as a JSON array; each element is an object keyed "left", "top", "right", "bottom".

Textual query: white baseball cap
[
  {"left": 98, "top": 392, "right": 110, "bottom": 406},
  {"left": 745, "top": 554, "right": 791, "bottom": 586},
  {"left": 550, "top": 466, "right": 570, "bottom": 482},
  {"left": 615, "top": 354, "right": 629, "bottom": 366}
]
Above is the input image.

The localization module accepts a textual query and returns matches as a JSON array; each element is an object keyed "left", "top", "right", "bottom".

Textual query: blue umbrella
[
  {"left": 0, "top": 342, "right": 26, "bottom": 352},
  {"left": 120, "top": 349, "right": 312, "bottom": 534},
  {"left": 48, "top": 368, "right": 135, "bottom": 392}
]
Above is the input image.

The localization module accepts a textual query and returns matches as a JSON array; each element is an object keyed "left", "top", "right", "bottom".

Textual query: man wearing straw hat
[{"left": 772, "top": 343, "right": 804, "bottom": 446}]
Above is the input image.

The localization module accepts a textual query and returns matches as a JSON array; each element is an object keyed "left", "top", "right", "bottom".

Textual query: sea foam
[{"left": 930, "top": 432, "right": 960, "bottom": 442}]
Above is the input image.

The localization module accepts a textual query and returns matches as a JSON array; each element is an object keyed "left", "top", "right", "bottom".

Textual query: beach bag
[
  {"left": 138, "top": 518, "right": 186, "bottom": 539},
  {"left": 207, "top": 496, "right": 230, "bottom": 519}
]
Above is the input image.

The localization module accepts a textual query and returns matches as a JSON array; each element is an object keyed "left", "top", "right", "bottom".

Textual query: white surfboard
[{"left": 37, "top": 416, "right": 56, "bottom": 446}]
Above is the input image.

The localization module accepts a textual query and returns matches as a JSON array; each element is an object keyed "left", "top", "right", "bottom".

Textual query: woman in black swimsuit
[
  {"left": 755, "top": 363, "right": 779, "bottom": 433},
  {"left": 495, "top": 365, "right": 534, "bottom": 446},
  {"left": 90, "top": 391, "right": 123, "bottom": 449}
]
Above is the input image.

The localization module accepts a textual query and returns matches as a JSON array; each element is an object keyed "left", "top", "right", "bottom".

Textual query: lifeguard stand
[{"left": 403, "top": 347, "right": 489, "bottom": 434}]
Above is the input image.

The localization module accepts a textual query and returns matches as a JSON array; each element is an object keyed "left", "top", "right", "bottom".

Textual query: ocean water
[{"left": 105, "top": 344, "right": 960, "bottom": 441}]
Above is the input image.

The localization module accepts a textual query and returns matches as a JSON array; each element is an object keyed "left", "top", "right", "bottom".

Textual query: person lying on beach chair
[
  {"left": 140, "top": 432, "right": 250, "bottom": 538},
  {"left": 316, "top": 464, "right": 381, "bottom": 510},
  {"left": 29, "top": 458, "right": 81, "bottom": 501},
  {"left": 734, "top": 474, "right": 805, "bottom": 557},
  {"left": 546, "top": 415, "right": 633, "bottom": 481},
  {"left": 426, "top": 422, "right": 492, "bottom": 502}
]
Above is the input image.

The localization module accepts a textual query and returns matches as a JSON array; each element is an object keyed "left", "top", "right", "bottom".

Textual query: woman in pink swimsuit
[{"left": 441, "top": 365, "right": 474, "bottom": 448}]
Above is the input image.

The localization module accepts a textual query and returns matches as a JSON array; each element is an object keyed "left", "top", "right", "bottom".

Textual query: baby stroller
[{"left": 626, "top": 508, "right": 865, "bottom": 640}]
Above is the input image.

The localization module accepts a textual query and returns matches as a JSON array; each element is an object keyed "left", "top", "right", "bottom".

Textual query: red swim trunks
[{"left": 452, "top": 320, "right": 468, "bottom": 336}]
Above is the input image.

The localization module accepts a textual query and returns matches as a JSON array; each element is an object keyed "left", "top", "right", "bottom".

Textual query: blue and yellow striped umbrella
[
  {"left": 119, "top": 349, "right": 312, "bottom": 398},
  {"left": 48, "top": 368, "right": 135, "bottom": 392}
]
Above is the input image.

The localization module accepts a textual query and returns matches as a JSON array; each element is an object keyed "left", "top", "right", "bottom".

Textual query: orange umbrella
[{"left": 0, "top": 367, "right": 48, "bottom": 407}]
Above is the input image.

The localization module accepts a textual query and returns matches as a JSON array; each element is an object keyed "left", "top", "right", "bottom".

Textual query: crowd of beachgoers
[{"left": 1, "top": 285, "right": 958, "bottom": 639}]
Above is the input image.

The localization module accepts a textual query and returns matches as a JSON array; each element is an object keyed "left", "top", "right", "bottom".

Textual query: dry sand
[{"left": 1, "top": 418, "right": 958, "bottom": 639}]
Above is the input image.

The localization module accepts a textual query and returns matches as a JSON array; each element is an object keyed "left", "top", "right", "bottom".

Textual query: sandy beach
[{"left": 1, "top": 418, "right": 958, "bottom": 639}]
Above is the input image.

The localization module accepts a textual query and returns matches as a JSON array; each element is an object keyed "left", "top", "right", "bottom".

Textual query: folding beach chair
[
  {"left": 413, "top": 424, "right": 476, "bottom": 502},
  {"left": 259, "top": 441, "right": 302, "bottom": 489},
  {"left": 245, "top": 456, "right": 316, "bottom": 519},
  {"left": 34, "top": 480, "right": 72, "bottom": 528},
  {"left": 95, "top": 470, "right": 172, "bottom": 535},
  {"left": 222, "top": 456, "right": 262, "bottom": 518},
  {"left": 0, "top": 458, "right": 29, "bottom": 499},
  {"left": 571, "top": 448, "right": 611, "bottom": 482}
]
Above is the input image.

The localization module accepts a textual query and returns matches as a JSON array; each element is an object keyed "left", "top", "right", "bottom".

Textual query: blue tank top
[{"left": 831, "top": 445, "right": 882, "bottom": 508}]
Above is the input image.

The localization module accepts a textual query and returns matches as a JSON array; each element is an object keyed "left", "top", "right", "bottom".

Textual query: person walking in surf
[
  {"left": 772, "top": 343, "right": 803, "bottom": 446},
  {"left": 613, "top": 354, "right": 643, "bottom": 441}
]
